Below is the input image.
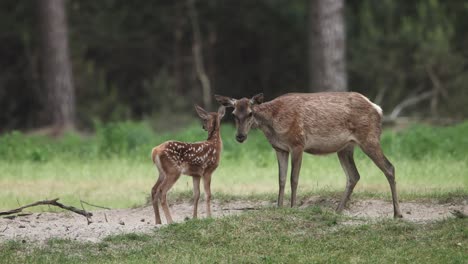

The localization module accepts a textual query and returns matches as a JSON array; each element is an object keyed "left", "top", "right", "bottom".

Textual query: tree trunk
[
  {"left": 308, "top": 0, "right": 347, "bottom": 92},
  {"left": 38, "top": 0, "right": 75, "bottom": 131},
  {"left": 187, "top": 0, "right": 212, "bottom": 110},
  {"left": 173, "top": 2, "right": 184, "bottom": 96}
]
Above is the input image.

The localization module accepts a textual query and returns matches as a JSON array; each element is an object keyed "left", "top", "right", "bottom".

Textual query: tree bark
[
  {"left": 38, "top": 0, "right": 75, "bottom": 131},
  {"left": 309, "top": 0, "right": 347, "bottom": 92}
]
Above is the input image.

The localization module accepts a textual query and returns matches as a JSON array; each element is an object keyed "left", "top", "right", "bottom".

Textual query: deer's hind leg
[
  {"left": 359, "top": 140, "right": 403, "bottom": 218},
  {"left": 336, "top": 145, "right": 360, "bottom": 212},
  {"left": 151, "top": 172, "right": 165, "bottom": 225},
  {"left": 159, "top": 172, "right": 181, "bottom": 224},
  {"left": 290, "top": 147, "right": 303, "bottom": 207}
]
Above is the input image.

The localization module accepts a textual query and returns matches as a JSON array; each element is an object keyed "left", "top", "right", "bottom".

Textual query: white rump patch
[
  {"left": 359, "top": 94, "right": 383, "bottom": 117},
  {"left": 154, "top": 154, "right": 162, "bottom": 169}
]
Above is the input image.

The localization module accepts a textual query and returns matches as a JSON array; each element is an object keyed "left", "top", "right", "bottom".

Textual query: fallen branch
[{"left": 0, "top": 198, "right": 92, "bottom": 218}]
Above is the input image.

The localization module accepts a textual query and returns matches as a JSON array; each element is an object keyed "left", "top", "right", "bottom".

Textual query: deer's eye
[{"left": 248, "top": 112, "right": 253, "bottom": 117}]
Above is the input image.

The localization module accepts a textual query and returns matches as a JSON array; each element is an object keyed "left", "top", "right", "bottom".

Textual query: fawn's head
[
  {"left": 194, "top": 105, "right": 226, "bottom": 135},
  {"left": 214, "top": 93, "right": 264, "bottom": 143}
]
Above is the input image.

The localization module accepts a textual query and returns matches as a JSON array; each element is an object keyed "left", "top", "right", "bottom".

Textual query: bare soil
[{"left": 1, "top": 198, "right": 466, "bottom": 243}]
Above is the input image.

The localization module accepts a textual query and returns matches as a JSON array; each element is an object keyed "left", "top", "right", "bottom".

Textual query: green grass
[
  {"left": 0, "top": 122, "right": 467, "bottom": 210},
  {"left": 0, "top": 208, "right": 466, "bottom": 263},
  {"left": 0, "top": 122, "right": 467, "bottom": 262},
  {"left": 0, "top": 156, "right": 466, "bottom": 210}
]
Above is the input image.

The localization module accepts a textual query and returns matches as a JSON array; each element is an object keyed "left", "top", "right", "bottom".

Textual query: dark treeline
[{"left": 1, "top": 0, "right": 467, "bottom": 132}]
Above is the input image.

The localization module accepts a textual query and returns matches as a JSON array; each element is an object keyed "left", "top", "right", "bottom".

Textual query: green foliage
[
  {"left": 95, "top": 121, "right": 155, "bottom": 158},
  {"left": 380, "top": 122, "right": 468, "bottom": 160},
  {"left": 1, "top": 121, "right": 467, "bottom": 163},
  {"left": 66, "top": 0, "right": 467, "bottom": 121},
  {"left": 1, "top": 0, "right": 468, "bottom": 130},
  {"left": 348, "top": 0, "right": 468, "bottom": 116}
]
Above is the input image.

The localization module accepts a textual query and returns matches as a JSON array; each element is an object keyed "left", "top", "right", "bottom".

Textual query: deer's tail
[{"left": 151, "top": 146, "right": 161, "bottom": 165}]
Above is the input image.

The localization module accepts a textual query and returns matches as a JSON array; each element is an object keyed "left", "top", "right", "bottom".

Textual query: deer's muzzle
[{"left": 236, "top": 134, "right": 247, "bottom": 143}]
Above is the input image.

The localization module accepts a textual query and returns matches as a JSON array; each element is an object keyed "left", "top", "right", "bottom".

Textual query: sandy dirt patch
[
  {"left": 1, "top": 198, "right": 466, "bottom": 243},
  {"left": 300, "top": 197, "right": 467, "bottom": 222}
]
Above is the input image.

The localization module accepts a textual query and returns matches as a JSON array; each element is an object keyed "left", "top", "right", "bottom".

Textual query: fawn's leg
[
  {"left": 151, "top": 173, "right": 165, "bottom": 224},
  {"left": 192, "top": 176, "right": 201, "bottom": 219},
  {"left": 203, "top": 173, "right": 212, "bottom": 217},
  {"left": 159, "top": 172, "right": 181, "bottom": 224}
]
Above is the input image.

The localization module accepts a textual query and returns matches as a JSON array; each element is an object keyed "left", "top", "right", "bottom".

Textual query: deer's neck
[
  {"left": 207, "top": 121, "right": 221, "bottom": 143},
  {"left": 252, "top": 102, "right": 276, "bottom": 130}
]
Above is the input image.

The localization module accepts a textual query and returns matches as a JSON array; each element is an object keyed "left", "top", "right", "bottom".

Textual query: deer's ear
[
  {"left": 250, "top": 93, "right": 264, "bottom": 105},
  {"left": 214, "top": 95, "right": 236, "bottom": 108},
  {"left": 194, "top": 104, "right": 209, "bottom": 120},
  {"left": 217, "top": 106, "right": 226, "bottom": 119}
]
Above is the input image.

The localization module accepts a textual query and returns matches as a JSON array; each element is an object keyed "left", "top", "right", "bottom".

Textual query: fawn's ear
[
  {"left": 194, "top": 104, "right": 209, "bottom": 120},
  {"left": 250, "top": 93, "right": 264, "bottom": 105},
  {"left": 214, "top": 95, "right": 236, "bottom": 108},
  {"left": 217, "top": 106, "right": 226, "bottom": 119}
]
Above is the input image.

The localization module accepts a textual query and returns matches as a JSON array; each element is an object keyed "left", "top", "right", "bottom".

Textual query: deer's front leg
[
  {"left": 275, "top": 149, "right": 289, "bottom": 207},
  {"left": 290, "top": 147, "right": 303, "bottom": 207},
  {"left": 203, "top": 173, "right": 212, "bottom": 218},
  {"left": 192, "top": 176, "right": 201, "bottom": 219}
]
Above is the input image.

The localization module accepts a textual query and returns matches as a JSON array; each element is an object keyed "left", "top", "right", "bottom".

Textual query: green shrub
[
  {"left": 380, "top": 122, "right": 468, "bottom": 160},
  {"left": 95, "top": 121, "right": 154, "bottom": 158},
  {"left": 0, "top": 121, "right": 466, "bottom": 162}
]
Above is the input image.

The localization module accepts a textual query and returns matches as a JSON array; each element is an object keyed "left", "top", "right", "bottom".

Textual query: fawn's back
[{"left": 152, "top": 139, "right": 221, "bottom": 177}]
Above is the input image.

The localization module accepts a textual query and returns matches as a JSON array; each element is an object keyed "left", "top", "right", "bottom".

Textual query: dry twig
[
  {"left": 80, "top": 199, "right": 93, "bottom": 225},
  {"left": 80, "top": 200, "right": 111, "bottom": 210},
  {"left": 221, "top": 207, "right": 258, "bottom": 211}
]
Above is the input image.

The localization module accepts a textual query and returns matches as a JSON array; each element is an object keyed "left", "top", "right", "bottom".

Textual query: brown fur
[
  {"left": 215, "top": 92, "right": 403, "bottom": 218},
  {"left": 150, "top": 105, "right": 225, "bottom": 224}
]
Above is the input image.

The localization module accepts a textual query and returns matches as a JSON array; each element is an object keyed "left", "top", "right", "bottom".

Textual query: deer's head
[
  {"left": 194, "top": 105, "right": 225, "bottom": 135},
  {"left": 214, "top": 93, "right": 263, "bottom": 143}
]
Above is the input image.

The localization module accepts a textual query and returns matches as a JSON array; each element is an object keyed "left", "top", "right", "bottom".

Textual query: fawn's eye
[{"left": 248, "top": 112, "right": 253, "bottom": 117}]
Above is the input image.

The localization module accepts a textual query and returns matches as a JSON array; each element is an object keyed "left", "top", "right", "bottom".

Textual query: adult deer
[
  {"left": 215, "top": 92, "right": 402, "bottom": 218},
  {"left": 151, "top": 105, "right": 225, "bottom": 224}
]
